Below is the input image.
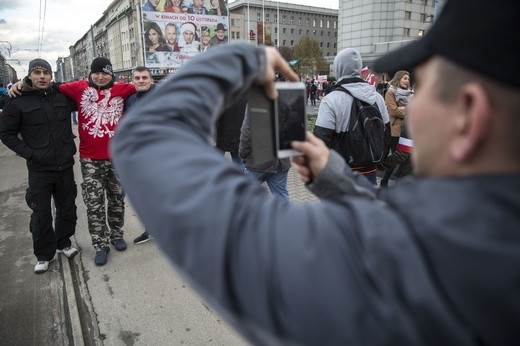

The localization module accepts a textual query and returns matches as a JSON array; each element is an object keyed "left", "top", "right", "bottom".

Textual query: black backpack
[{"left": 333, "top": 79, "right": 386, "bottom": 167}]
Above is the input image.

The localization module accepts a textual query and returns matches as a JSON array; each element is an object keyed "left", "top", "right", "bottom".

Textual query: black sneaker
[
  {"left": 110, "top": 238, "right": 127, "bottom": 251},
  {"left": 94, "top": 247, "right": 110, "bottom": 266},
  {"left": 133, "top": 232, "right": 152, "bottom": 244}
]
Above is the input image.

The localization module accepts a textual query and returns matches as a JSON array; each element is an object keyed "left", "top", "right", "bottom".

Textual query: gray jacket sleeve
[
  {"left": 111, "top": 43, "right": 440, "bottom": 345},
  {"left": 308, "top": 150, "right": 377, "bottom": 200}
]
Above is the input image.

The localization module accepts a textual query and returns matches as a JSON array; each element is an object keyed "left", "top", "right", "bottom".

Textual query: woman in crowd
[{"left": 380, "top": 70, "right": 412, "bottom": 186}]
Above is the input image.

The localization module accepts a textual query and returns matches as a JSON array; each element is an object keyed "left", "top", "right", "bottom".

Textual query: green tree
[
  {"left": 278, "top": 46, "right": 295, "bottom": 62},
  {"left": 293, "top": 36, "right": 329, "bottom": 79}
]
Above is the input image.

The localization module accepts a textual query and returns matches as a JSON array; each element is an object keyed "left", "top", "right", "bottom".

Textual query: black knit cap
[
  {"left": 28, "top": 58, "right": 52, "bottom": 76},
  {"left": 90, "top": 57, "right": 114, "bottom": 76},
  {"left": 374, "top": 0, "right": 520, "bottom": 88}
]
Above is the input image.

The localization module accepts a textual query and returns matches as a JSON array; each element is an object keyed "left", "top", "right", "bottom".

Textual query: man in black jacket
[
  {"left": 124, "top": 66, "right": 155, "bottom": 245},
  {"left": 0, "top": 59, "right": 78, "bottom": 274}
]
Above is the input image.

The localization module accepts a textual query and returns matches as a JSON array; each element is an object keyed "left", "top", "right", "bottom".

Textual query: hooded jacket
[
  {"left": 0, "top": 77, "right": 76, "bottom": 172},
  {"left": 111, "top": 43, "right": 520, "bottom": 345},
  {"left": 313, "top": 48, "right": 390, "bottom": 174}
]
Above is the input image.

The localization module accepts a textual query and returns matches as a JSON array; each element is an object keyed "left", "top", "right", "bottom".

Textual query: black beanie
[
  {"left": 90, "top": 57, "right": 113, "bottom": 76},
  {"left": 28, "top": 59, "right": 52, "bottom": 76}
]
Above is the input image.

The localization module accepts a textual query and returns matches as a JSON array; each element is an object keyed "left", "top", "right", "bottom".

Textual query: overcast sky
[{"left": 0, "top": 0, "right": 338, "bottom": 78}]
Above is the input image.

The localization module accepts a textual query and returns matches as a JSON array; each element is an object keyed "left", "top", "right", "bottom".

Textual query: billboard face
[{"left": 141, "top": 0, "right": 229, "bottom": 73}]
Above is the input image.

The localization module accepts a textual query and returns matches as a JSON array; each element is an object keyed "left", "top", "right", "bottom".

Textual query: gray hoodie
[{"left": 315, "top": 48, "right": 389, "bottom": 134}]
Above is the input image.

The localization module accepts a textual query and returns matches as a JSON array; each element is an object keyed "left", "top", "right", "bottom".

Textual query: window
[
  {"left": 420, "top": 13, "right": 426, "bottom": 22},
  {"left": 299, "top": 17, "right": 302, "bottom": 25},
  {"left": 327, "top": 42, "right": 330, "bottom": 48},
  {"left": 313, "top": 19, "right": 316, "bottom": 27},
  {"left": 274, "top": 14, "right": 278, "bottom": 22},
  {"left": 283, "top": 39, "right": 286, "bottom": 45},
  {"left": 327, "top": 20, "right": 330, "bottom": 28},
  {"left": 306, "top": 18, "right": 309, "bottom": 26},
  {"left": 257, "top": 13, "right": 261, "bottom": 22},
  {"left": 299, "top": 29, "right": 302, "bottom": 35},
  {"left": 275, "top": 27, "right": 278, "bottom": 34},
  {"left": 275, "top": 39, "right": 278, "bottom": 45},
  {"left": 282, "top": 15, "right": 286, "bottom": 24},
  {"left": 291, "top": 28, "right": 294, "bottom": 34},
  {"left": 306, "top": 30, "right": 309, "bottom": 35},
  {"left": 283, "top": 28, "right": 286, "bottom": 34},
  {"left": 232, "top": 32, "right": 235, "bottom": 39},
  {"left": 290, "top": 16, "right": 294, "bottom": 24},
  {"left": 321, "top": 31, "right": 324, "bottom": 36},
  {"left": 405, "top": 11, "right": 411, "bottom": 20},
  {"left": 328, "top": 31, "right": 331, "bottom": 37},
  {"left": 404, "top": 27, "right": 410, "bottom": 36},
  {"left": 334, "top": 21, "right": 337, "bottom": 29},
  {"left": 290, "top": 40, "right": 294, "bottom": 46},
  {"left": 320, "top": 42, "right": 323, "bottom": 47},
  {"left": 418, "top": 29, "right": 425, "bottom": 37},
  {"left": 237, "top": 32, "right": 240, "bottom": 39},
  {"left": 313, "top": 30, "right": 316, "bottom": 36},
  {"left": 265, "top": 14, "right": 270, "bottom": 22},
  {"left": 334, "top": 43, "right": 336, "bottom": 48},
  {"left": 231, "top": 18, "right": 235, "bottom": 26},
  {"left": 320, "top": 19, "right": 323, "bottom": 27}
]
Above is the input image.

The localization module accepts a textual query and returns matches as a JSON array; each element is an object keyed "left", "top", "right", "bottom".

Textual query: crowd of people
[{"left": 1, "top": 0, "right": 519, "bottom": 343}]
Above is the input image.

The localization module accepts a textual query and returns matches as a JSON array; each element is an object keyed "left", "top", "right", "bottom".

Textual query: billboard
[{"left": 141, "top": 0, "right": 230, "bottom": 73}]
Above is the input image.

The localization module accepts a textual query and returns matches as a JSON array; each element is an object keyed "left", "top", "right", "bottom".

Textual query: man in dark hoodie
[{"left": 0, "top": 59, "right": 79, "bottom": 274}]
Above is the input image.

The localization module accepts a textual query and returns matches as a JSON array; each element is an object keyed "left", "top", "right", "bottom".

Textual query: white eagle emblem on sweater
[{"left": 80, "top": 87, "right": 124, "bottom": 138}]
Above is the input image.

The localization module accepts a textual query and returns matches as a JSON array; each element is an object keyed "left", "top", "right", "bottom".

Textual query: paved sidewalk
[{"left": 0, "top": 135, "right": 319, "bottom": 345}]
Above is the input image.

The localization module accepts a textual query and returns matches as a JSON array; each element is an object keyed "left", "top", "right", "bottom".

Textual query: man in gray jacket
[
  {"left": 239, "top": 109, "right": 291, "bottom": 202},
  {"left": 313, "top": 48, "right": 390, "bottom": 185},
  {"left": 112, "top": 0, "right": 520, "bottom": 344}
]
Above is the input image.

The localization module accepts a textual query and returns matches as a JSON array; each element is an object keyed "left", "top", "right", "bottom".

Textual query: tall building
[
  {"left": 228, "top": 0, "right": 338, "bottom": 60},
  {"left": 338, "top": 0, "right": 435, "bottom": 66}
]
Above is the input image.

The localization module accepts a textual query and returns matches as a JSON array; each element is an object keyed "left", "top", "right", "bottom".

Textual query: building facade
[
  {"left": 338, "top": 0, "right": 435, "bottom": 66},
  {"left": 69, "top": 0, "right": 145, "bottom": 80},
  {"left": 0, "top": 53, "right": 17, "bottom": 86},
  {"left": 228, "top": 0, "right": 338, "bottom": 59}
]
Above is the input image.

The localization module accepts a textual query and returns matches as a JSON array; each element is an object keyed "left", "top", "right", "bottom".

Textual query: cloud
[
  {"left": 0, "top": 19, "right": 7, "bottom": 24},
  {"left": 0, "top": 0, "right": 34, "bottom": 11}
]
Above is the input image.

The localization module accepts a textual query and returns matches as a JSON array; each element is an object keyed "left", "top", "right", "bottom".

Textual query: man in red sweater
[{"left": 58, "top": 58, "right": 135, "bottom": 265}]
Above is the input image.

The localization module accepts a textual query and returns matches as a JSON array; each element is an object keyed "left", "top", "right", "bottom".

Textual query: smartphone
[
  {"left": 275, "top": 82, "right": 307, "bottom": 158},
  {"left": 248, "top": 86, "right": 277, "bottom": 165}
]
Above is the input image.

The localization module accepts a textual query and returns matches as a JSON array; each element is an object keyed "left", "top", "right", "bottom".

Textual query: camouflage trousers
[{"left": 80, "top": 158, "right": 125, "bottom": 250}]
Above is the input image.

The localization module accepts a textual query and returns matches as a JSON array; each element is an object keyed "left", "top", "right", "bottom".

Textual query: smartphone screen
[
  {"left": 248, "top": 86, "right": 277, "bottom": 164},
  {"left": 276, "top": 82, "right": 307, "bottom": 158}
]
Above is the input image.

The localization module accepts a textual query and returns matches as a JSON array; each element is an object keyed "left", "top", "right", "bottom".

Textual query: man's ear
[{"left": 450, "top": 83, "right": 492, "bottom": 162}]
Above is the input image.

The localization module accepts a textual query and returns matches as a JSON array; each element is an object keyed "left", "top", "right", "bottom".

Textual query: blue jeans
[
  {"left": 229, "top": 151, "right": 244, "bottom": 171},
  {"left": 364, "top": 172, "right": 377, "bottom": 185},
  {"left": 244, "top": 166, "right": 289, "bottom": 203}
]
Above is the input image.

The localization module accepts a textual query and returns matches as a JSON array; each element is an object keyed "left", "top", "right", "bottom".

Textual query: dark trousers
[
  {"left": 26, "top": 168, "right": 77, "bottom": 261},
  {"left": 381, "top": 136, "right": 400, "bottom": 183}
]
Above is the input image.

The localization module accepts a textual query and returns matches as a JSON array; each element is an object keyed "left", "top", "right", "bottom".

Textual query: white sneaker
[
  {"left": 57, "top": 246, "right": 79, "bottom": 258},
  {"left": 34, "top": 258, "right": 54, "bottom": 274}
]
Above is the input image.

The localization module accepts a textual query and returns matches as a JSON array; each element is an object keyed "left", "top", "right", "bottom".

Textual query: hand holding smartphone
[
  {"left": 247, "top": 82, "right": 307, "bottom": 164},
  {"left": 275, "top": 82, "right": 307, "bottom": 158}
]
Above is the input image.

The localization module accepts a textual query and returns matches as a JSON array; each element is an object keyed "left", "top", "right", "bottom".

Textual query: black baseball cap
[{"left": 373, "top": 0, "right": 520, "bottom": 88}]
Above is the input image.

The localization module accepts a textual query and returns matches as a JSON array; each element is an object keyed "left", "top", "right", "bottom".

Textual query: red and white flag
[{"left": 396, "top": 137, "right": 413, "bottom": 154}]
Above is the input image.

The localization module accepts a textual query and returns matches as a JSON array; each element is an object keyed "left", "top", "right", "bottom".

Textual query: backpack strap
[{"left": 334, "top": 77, "right": 367, "bottom": 88}]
